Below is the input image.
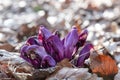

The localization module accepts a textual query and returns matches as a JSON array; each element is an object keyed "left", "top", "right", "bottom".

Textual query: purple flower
[
  {"left": 20, "top": 44, "right": 32, "bottom": 63},
  {"left": 20, "top": 45, "right": 41, "bottom": 68},
  {"left": 76, "top": 43, "right": 93, "bottom": 67},
  {"left": 53, "top": 30, "right": 61, "bottom": 38},
  {"left": 20, "top": 25, "right": 93, "bottom": 69},
  {"left": 76, "top": 29, "right": 88, "bottom": 49},
  {"left": 20, "top": 45, "right": 56, "bottom": 68},
  {"left": 43, "top": 35, "right": 64, "bottom": 62},
  {"left": 34, "top": 46, "right": 56, "bottom": 68},
  {"left": 38, "top": 25, "right": 52, "bottom": 41},
  {"left": 27, "top": 36, "right": 42, "bottom": 46},
  {"left": 64, "top": 27, "right": 79, "bottom": 59},
  {"left": 39, "top": 26, "right": 64, "bottom": 62}
]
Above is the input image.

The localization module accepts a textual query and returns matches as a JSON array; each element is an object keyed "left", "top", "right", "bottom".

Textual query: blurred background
[{"left": 0, "top": 0, "right": 120, "bottom": 52}]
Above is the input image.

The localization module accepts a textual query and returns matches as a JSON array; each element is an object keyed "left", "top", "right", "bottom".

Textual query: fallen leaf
[
  {"left": 32, "top": 67, "right": 56, "bottom": 80},
  {"left": 47, "top": 67, "right": 88, "bottom": 80},
  {"left": 0, "top": 43, "right": 15, "bottom": 52},
  {"left": 47, "top": 58, "right": 103, "bottom": 80},
  {"left": 47, "top": 67, "right": 103, "bottom": 80},
  {"left": 88, "top": 74, "right": 103, "bottom": 80},
  {"left": 90, "top": 53, "right": 118, "bottom": 80}
]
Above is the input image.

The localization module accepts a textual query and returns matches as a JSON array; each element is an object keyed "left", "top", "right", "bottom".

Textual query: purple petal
[
  {"left": 41, "top": 56, "right": 56, "bottom": 68},
  {"left": 20, "top": 45, "right": 41, "bottom": 68},
  {"left": 38, "top": 26, "right": 52, "bottom": 41},
  {"left": 43, "top": 35, "right": 64, "bottom": 62},
  {"left": 76, "top": 43, "right": 93, "bottom": 67},
  {"left": 20, "top": 45, "right": 56, "bottom": 68},
  {"left": 64, "top": 27, "right": 79, "bottom": 59},
  {"left": 25, "top": 45, "right": 39, "bottom": 52},
  {"left": 34, "top": 46, "right": 56, "bottom": 68},
  {"left": 53, "top": 30, "right": 61, "bottom": 38},
  {"left": 20, "top": 44, "right": 31, "bottom": 62},
  {"left": 76, "top": 29, "right": 88, "bottom": 48},
  {"left": 27, "top": 45, "right": 56, "bottom": 67},
  {"left": 27, "top": 36, "right": 42, "bottom": 46}
]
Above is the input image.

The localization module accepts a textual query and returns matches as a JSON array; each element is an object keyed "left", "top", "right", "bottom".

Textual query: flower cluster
[{"left": 20, "top": 25, "right": 93, "bottom": 69}]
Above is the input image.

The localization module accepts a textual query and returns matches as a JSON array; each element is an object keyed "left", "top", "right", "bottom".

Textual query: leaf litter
[{"left": 0, "top": 0, "right": 120, "bottom": 80}]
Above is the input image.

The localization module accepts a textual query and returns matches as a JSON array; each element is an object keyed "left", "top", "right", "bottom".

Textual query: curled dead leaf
[
  {"left": 47, "top": 67, "right": 103, "bottom": 80},
  {"left": 90, "top": 54, "right": 118, "bottom": 80}
]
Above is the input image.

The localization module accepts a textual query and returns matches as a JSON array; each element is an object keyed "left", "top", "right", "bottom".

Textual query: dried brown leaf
[
  {"left": 0, "top": 43, "right": 15, "bottom": 52},
  {"left": 32, "top": 67, "right": 56, "bottom": 80},
  {"left": 90, "top": 53, "right": 118, "bottom": 80},
  {"left": 47, "top": 67, "right": 103, "bottom": 80},
  {"left": 57, "top": 58, "right": 73, "bottom": 68}
]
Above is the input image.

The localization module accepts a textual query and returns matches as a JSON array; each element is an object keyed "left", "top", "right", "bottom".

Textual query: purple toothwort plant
[
  {"left": 76, "top": 43, "right": 93, "bottom": 67},
  {"left": 20, "top": 25, "right": 93, "bottom": 69}
]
